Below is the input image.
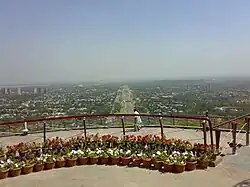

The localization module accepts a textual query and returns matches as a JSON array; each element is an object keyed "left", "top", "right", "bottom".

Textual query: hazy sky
[{"left": 0, "top": 1, "right": 250, "bottom": 84}]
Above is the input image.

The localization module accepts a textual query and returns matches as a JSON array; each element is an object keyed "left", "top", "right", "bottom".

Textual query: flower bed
[{"left": 0, "top": 134, "right": 217, "bottom": 179}]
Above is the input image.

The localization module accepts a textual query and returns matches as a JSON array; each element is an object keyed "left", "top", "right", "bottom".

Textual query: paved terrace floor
[{"left": 0, "top": 128, "right": 249, "bottom": 187}]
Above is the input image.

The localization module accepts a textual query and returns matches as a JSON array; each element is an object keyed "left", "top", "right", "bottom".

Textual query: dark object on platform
[
  {"left": 233, "top": 179, "right": 250, "bottom": 187},
  {"left": 227, "top": 142, "right": 243, "bottom": 148},
  {"left": 21, "top": 131, "right": 28, "bottom": 136}
]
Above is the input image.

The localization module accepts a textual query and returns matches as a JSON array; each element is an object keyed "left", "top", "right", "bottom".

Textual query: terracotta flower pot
[
  {"left": 89, "top": 157, "right": 99, "bottom": 165},
  {"left": 174, "top": 164, "right": 186, "bottom": 173},
  {"left": 153, "top": 160, "right": 163, "bottom": 170},
  {"left": 78, "top": 157, "right": 89, "bottom": 165},
  {"left": 131, "top": 157, "right": 141, "bottom": 167},
  {"left": 142, "top": 158, "right": 152, "bottom": 168},
  {"left": 99, "top": 156, "right": 109, "bottom": 165},
  {"left": 45, "top": 162, "right": 55, "bottom": 170},
  {"left": 163, "top": 163, "right": 174, "bottom": 172},
  {"left": 121, "top": 157, "right": 131, "bottom": 166},
  {"left": 110, "top": 156, "right": 120, "bottom": 165},
  {"left": 198, "top": 161, "right": 209, "bottom": 169},
  {"left": 186, "top": 161, "right": 197, "bottom": 171},
  {"left": 0, "top": 169, "right": 9, "bottom": 179},
  {"left": 22, "top": 165, "right": 34, "bottom": 174},
  {"left": 66, "top": 158, "right": 77, "bottom": 167},
  {"left": 34, "top": 163, "right": 44, "bottom": 172},
  {"left": 56, "top": 160, "right": 66, "bottom": 168},
  {"left": 9, "top": 168, "right": 22, "bottom": 177}
]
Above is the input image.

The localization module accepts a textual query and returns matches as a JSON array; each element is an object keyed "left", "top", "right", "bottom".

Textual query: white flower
[
  {"left": 152, "top": 154, "right": 156, "bottom": 158},
  {"left": 125, "top": 150, "right": 131, "bottom": 155},
  {"left": 156, "top": 151, "right": 161, "bottom": 155}
]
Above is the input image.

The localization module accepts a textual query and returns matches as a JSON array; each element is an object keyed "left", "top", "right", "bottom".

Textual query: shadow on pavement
[{"left": 233, "top": 179, "right": 250, "bottom": 187}]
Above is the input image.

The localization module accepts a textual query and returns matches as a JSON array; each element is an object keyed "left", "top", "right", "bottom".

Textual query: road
[
  {"left": 118, "top": 85, "right": 134, "bottom": 114},
  {"left": 107, "top": 85, "right": 135, "bottom": 125}
]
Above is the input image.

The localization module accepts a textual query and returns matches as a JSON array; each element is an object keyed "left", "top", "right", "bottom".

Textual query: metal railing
[
  {"left": 213, "top": 113, "right": 250, "bottom": 154},
  {"left": 0, "top": 113, "right": 213, "bottom": 147}
]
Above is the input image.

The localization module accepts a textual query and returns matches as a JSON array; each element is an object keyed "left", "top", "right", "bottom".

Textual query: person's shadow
[{"left": 233, "top": 179, "right": 250, "bottom": 187}]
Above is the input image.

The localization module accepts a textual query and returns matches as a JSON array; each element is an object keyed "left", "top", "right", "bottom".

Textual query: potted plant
[
  {"left": 130, "top": 153, "right": 142, "bottom": 167},
  {"left": 55, "top": 155, "right": 66, "bottom": 168},
  {"left": 78, "top": 149, "right": 89, "bottom": 165},
  {"left": 107, "top": 148, "right": 120, "bottom": 165},
  {"left": 21, "top": 158, "right": 35, "bottom": 174},
  {"left": 174, "top": 155, "right": 186, "bottom": 173},
  {"left": 120, "top": 149, "right": 132, "bottom": 166},
  {"left": 34, "top": 156, "right": 44, "bottom": 172},
  {"left": 99, "top": 150, "right": 109, "bottom": 165},
  {"left": 9, "top": 159, "right": 22, "bottom": 177},
  {"left": 185, "top": 152, "right": 197, "bottom": 171},
  {"left": 88, "top": 150, "right": 99, "bottom": 165},
  {"left": 151, "top": 151, "right": 163, "bottom": 170},
  {"left": 142, "top": 153, "right": 152, "bottom": 169},
  {"left": 0, "top": 161, "right": 9, "bottom": 179},
  {"left": 65, "top": 150, "right": 78, "bottom": 167},
  {"left": 44, "top": 154, "right": 56, "bottom": 170},
  {"left": 198, "top": 154, "right": 209, "bottom": 169},
  {"left": 30, "top": 142, "right": 42, "bottom": 152}
]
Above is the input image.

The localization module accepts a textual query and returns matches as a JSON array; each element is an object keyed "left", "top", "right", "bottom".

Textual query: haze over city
[{"left": 0, "top": 1, "right": 250, "bottom": 85}]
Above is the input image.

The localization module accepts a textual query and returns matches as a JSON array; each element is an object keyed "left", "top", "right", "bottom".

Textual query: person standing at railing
[{"left": 134, "top": 108, "right": 142, "bottom": 131}]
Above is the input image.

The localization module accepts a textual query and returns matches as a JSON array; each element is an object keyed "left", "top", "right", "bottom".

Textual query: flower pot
[
  {"left": 99, "top": 156, "right": 109, "bottom": 165},
  {"left": 198, "top": 161, "right": 209, "bottom": 169},
  {"left": 78, "top": 157, "right": 89, "bottom": 165},
  {"left": 121, "top": 157, "right": 131, "bottom": 166},
  {"left": 22, "top": 165, "right": 34, "bottom": 174},
  {"left": 9, "top": 168, "right": 21, "bottom": 177},
  {"left": 110, "top": 156, "right": 120, "bottom": 165},
  {"left": 89, "top": 157, "right": 99, "bottom": 165},
  {"left": 34, "top": 163, "right": 44, "bottom": 172},
  {"left": 0, "top": 169, "right": 9, "bottom": 179},
  {"left": 45, "top": 162, "right": 55, "bottom": 170},
  {"left": 142, "top": 158, "right": 152, "bottom": 168},
  {"left": 66, "top": 158, "right": 77, "bottom": 167},
  {"left": 131, "top": 158, "right": 141, "bottom": 167},
  {"left": 56, "top": 160, "right": 66, "bottom": 168},
  {"left": 186, "top": 161, "right": 197, "bottom": 171},
  {"left": 174, "top": 164, "right": 186, "bottom": 173},
  {"left": 153, "top": 160, "right": 163, "bottom": 170},
  {"left": 163, "top": 163, "right": 174, "bottom": 172}
]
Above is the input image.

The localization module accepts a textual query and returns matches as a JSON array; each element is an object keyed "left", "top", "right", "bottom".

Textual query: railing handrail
[
  {"left": 213, "top": 113, "right": 250, "bottom": 128},
  {"left": 0, "top": 113, "right": 209, "bottom": 126}
]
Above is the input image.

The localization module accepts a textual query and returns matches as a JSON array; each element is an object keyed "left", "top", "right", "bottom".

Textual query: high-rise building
[
  {"left": 17, "top": 88, "right": 22, "bottom": 95},
  {"left": 4, "top": 88, "right": 10, "bottom": 95}
]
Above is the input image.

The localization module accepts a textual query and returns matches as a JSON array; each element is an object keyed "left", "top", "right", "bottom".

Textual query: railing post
[
  {"left": 202, "top": 120, "right": 207, "bottom": 145},
  {"left": 121, "top": 116, "right": 125, "bottom": 137},
  {"left": 83, "top": 117, "right": 87, "bottom": 139},
  {"left": 43, "top": 122, "right": 46, "bottom": 143},
  {"left": 159, "top": 115, "right": 164, "bottom": 138},
  {"left": 215, "top": 129, "right": 221, "bottom": 153},
  {"left": 246, "top": 118, "right": 250, "bottom": 146},
  {"left": 232, "top": 122, "right": 237, "bottom": 154}
]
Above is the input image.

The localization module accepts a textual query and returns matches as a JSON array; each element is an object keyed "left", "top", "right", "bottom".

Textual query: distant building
[
  {"left": 3, "top": 88, "right": 10, "bottom": 95},
  {"left": 34, "top": 87, "right": 48, "bottom": 94},
  {"left": 34, "top": 88, "right": 38, "bottom": 94},
  {"left": 17, "top": 88, "right": 22, "bottom": 95}
]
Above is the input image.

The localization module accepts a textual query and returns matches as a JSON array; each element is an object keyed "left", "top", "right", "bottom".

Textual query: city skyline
[{"left": 1, "top": 1, "right": 250, "bottom": 84}]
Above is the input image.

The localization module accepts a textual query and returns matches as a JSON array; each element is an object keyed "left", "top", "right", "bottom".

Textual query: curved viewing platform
[{"left": 0, "top": 113, "right": 250, "bottom": 187}]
